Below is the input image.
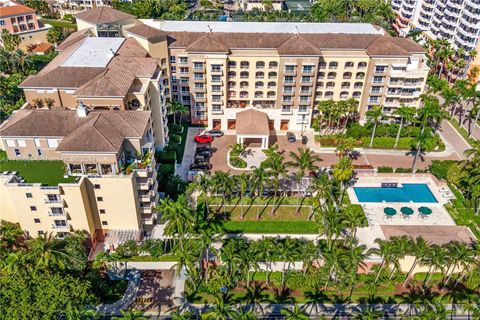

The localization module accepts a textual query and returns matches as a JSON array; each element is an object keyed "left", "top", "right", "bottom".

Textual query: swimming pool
[{"left": 353, "top": 183, "right": 438, "bottom": 203}]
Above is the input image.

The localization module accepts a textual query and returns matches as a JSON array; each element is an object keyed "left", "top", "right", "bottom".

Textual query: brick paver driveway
[{"left": 208, "top": 134, "right": 460, "bottom": 174}]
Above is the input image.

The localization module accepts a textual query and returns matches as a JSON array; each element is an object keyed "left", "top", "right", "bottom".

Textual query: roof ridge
[{"left": 91, "top": 114, "right": 123, "bottom": 150}]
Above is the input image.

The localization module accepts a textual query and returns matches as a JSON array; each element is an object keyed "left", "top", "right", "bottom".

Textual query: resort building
[
  {"left": 19, "top": 34, "right": 169, "bottom": 147},
  {"left": 0, "top": 0, "right": 51, "bottom": 50},
  {"left": 239, "top": 0, "right": 285, "bottom": 11},
  {"left": 130, "top": 20, "right": 429, "bottom": 131},
  {"left": 0, "top": 106, "right": 159, "bottom": 250},
  {"left": 391, "top": 0, "right": 480, "bottom": 53},
  {"left": 74, "top": 6, "right": 137, "bottom": 37}
]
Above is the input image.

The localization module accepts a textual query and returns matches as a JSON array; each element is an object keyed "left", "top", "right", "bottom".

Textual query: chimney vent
[{"left": 76, "top": 102, "right": 88, "bottom": 117}]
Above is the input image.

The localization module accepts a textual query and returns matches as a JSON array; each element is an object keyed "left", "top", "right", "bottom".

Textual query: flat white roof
[
  {"left": 140, "top": 19, "right": 385, "bottom": 35},
  {"left": 62, "top": 37, "right": 125, "bottom": 68}
]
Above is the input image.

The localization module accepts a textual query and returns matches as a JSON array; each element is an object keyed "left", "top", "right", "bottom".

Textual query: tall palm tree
[
  {"left": 168, "top": 100, "right": 186, "bottom": 125},
  {"left": 332, "top": 157, "right": 353, "bottom": 204},
  {"left": 261, "top": 145, "right": 286, "bottom": 215},
  {"left": 203, "top": 294, "right": 236, "bottom": 320},
  {"left": 366, "top": 105, "right": 382, "bottom": 147},
  {"left": 287, "top": 147, "right": 322, "bottom": 213},
  {"left": 256, "top": 237, "right": 276, "bottom": 285},
  {"left": 25, "top": 233, "right": 69, "bottom": 270},
  {"left": 371, "top": 238, "right": 397, "bottom": 283},
  {"left": 193, "top": 171, "right": 211, "bottom": 211},
  {"left": 420, "top": 244, "right": 446, "bottom": 287},
  {"left": 403, "top": 237, "right": 430, "bottom": 287},
  {"left": 393, "top": 105, "right": 416, "bottom": 148},
  {"left": 443, "top": 241, "right": 475, "bottom": 286},
  {"left": 235, "top": 173, "right": 251, "bottom": 219},
  {"left": 412, "top": 129, "right": 437, "bottom": 173},
  {"left": 315, "top": 204, "right": 346, "bottom": 251},
  {"left": 252, "top": 166, "right": 269, "bottom": 220}
]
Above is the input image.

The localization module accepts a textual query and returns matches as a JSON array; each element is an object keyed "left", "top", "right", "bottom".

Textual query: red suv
[{"left": 194, "top": 135, "right": 214, "bottom": 143}]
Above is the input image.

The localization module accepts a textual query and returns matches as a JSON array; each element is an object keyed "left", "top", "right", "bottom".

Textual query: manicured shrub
[
  {"left": 377, "top": 166, "right": 394, "bottom": 173},
  {"left": 394, "top": 167, "right": 413, "bottom": 173},
  {"left": 430, "top": 160, "right": 458, "bottom": 180},
  {"left": 157, "top": 150, "right": 176, "bottom": 164},
  {"left": 230, "top": 156, "right": 247, "bottom": 168}
]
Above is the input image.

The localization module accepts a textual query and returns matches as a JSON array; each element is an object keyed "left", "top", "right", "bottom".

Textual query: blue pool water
[{"left": 353, "top": 184, "right": 438, "bottom": 203}]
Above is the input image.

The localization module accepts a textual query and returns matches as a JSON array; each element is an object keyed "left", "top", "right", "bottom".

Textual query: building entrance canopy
[{"left": 236, "top": 109, "right": 270, "bottom": 149}]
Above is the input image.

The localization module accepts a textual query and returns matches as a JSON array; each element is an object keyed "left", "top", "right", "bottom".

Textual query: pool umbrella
[
  {"left": 418, "top": 206, "right": 432, "bottom": 215},
  {"left": 384, "top": 207, "right": 397, "bottom": 216},
  {"left": 400, "top": 207, "right": 414, "bottom": 215}
]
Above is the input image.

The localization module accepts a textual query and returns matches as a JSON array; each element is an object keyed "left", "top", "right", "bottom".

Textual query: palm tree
[
  {"left": 443, "top": 241, "right": 475, "bottom": 286},
  {"left": 251, "top": 166, "right": 269, "bottom": 220},
  {"left": 238, "top": 245, "right": 259, "bottom": 288},
  {"left": 366, "top": 105, "right": 382, "bottom": 147},
  {"left": 371, "top": 238, "right": 397, "bottom": 283},
  {"left": 25, "top": 233, "right": 69, "bottom": 270},
  {"left": 287, "top": 147, "right": 322, "bottom": 213},
  {"left": 393, "top": 105, "right": 416, "bottom": 148},
  {"left": 321, "top": 242, "right": 348, "bottom": 290},
  {"left": 332, "top": 157, "right": 353, "bottom": 204},
  {"left": 235, "top": 173, "right": 251, "bottom": 219},
  {"left": 11, "top": 49, "right": 33, "bottom": 74},
  {"left": 411, "top": 129, "right": 437, "bottom": 173},
  {"left": 193, "top": 171, "right": 211, "bottom": 211},
  {"left": 0, "top": 222, "right": 24, "bottom": 252},
  {"left": 261, "top": 145, "right": 286, "bottom": 215},
  {"left": 311, "top": 171, "right": 335, "bottom": 216},
  {"left": 316, "top": 204, "right": 346, "bottom": 251},
  {"left": 388, "top": 236, "right": 411, "bottom": 280},
  {"left": 203, "top": 294, "right": 236, "bottom": 320},
  {"left": 256, "top": 237, "right": 276, "bottom": 285},
  {"left": 168, "top": 100, "right": 186, "bottom": 125},
  {"left": 343, "top": 204, "right": 366, "bottom": 242},
  {"left": 403, "top": 237, "right": 430, "bottom": 287},
  {"left": 420, "top": 244, "right": 445, "bottom": 287},
  {"left": 281, "top": 304, "right": 309, "bottom": 320}
]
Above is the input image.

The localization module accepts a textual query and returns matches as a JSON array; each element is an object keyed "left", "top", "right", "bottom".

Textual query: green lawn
[
  {"left": 167, "top": 123, "right": 188, "bottom": 163},
  {"left": 41, "top": 19, "right": 77, "bottom": 30},
  {"left": 449, "top": 119, "right": 475, "bottom": 146},
  {"left": 0, "top": 151, "right": 77, "bottom": 186},
  {"left": 444, "top": 184, "right": 480, "bottom": 239},
  {"left": 316, "top": 135, "right": 445, "bottom": 151}
]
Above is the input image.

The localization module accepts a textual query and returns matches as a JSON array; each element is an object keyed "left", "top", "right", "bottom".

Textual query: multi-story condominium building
[
  {"left": 19, "top": 34, "right": 169, "bottom": 147},
  {"left": 239, "top": 0, "right": 285, "bottom": 11},
  {"left": 0, "top": 0, "right": 51, "bottom": 50},
  {"left": 74, "top": 6, "right": 137, "bottom": 37},
  {"left": 53, "top": 0, "right": 111, "bottom": 11},
  {"left": 0, "top": 106, "right": 159, "bottom": 250},
  {"left": 392, "top": 0, "right": 480, "bottom": 53},
  {"left": 127, "top": 20, "right": 428, "bottom": 132}
]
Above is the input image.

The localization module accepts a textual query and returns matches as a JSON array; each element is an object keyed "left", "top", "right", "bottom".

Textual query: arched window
[
  {"left": 240, "top": 61, "right": 249, "bottom": 68},
  {"left": 325, "top": 91, "right": 334, "bottom": 98},
  {"left": 343, "top": 72, "right": 352, "bottom": 79},
  {"left": 255, "top": 91, "right": 263, "bottom": 98},
  {"left": 344, "top": 61, "right": 354, "bottom": 68},
  {"left": 267, "top": 91, "right": 275, "bottom": 98},
  {"left": 341, "top": 82, "right": 350, "bottom": 88},
  {"left": 256, "top": 61, "right": 265, "bottom": 68},
  {"left": 353, "top": 91, "right": 361, "bottom": 98},
  {"left": 327, "top": 72, "right": 336, "bottom": 79},
  {"left": 316, "top": 81, "right": 324, "bottom": 87},
  {"left": 228, "top": 71, "right": 236, "bottom": 77},
  {"left": 316, "top": 92, "right": 323, "bottom": 99},
  {"left": 269, "top": 61, "right": 278, "bottom": 68},
  {"left": 228, "top": 61, "right": 236, "bottom": 68},
  {"left": 354, "top": 82, "right": 363, "bottom": 89},
  {"left": 356, "top": 72, "right": 365, "bottom": 80},
  {"left": 358, "top": 62, "right": 367, "bottom": 69},
  {"left": 228, "top": 91, "right": 236, "bottom": 97},
  {"left": 228, "top": 81, "right": 236, "bottom": 88},
  {"left": 240, "top": 71, "right": 249, "bottom": 78},
  {"left": 328, "top": 62, "right": 338, "bottom": 69},
  {"left": 318, "top": 62, "right": 327, "bottom": 69},
  {"left": 318, "top": 72, "right": 325, "bottom": 79},
  {"left": 255, "top": 71, "right": 264, "bottom": 79},
  {"left": 340, "top": 91, "right": 349, "bottom": 98},
  {"left": 255, "top": 81, "right": 264, "bottom": 88},
  {"left": 240, "top": 91, "right": 248, "bottom": 98},
  {"left": 240, "top": 81, "right": 249, "bottom": 88},
  {"left": 326, "top": 82, "right": 335, "bottom": 89},
  {"left": 268, "top": 81, "right": 276, "bottom": 88},
  {"left": 268, "top": 71, "right": 277, "bottom": 78}
]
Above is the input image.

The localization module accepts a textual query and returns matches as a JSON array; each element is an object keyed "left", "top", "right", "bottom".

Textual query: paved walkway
[
  {"left": 439, "top": 120, "right": 471, "bottom": 159},
  {"left": 96, "top": 270, "right": 141, "bottom": 316},
  {"left": 176, "top": 127, "right": 203, "bottom": 180}
]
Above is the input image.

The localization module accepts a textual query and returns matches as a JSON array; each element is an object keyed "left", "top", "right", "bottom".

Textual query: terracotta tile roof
[
  {"left": 29, "top": 42, "right": 53, "bottom": 53},
  {"left": 186, "top": 33, "right": 229, "bottom": 53},
  {"left": 75, "top": 7, "right": 135, "bottom": 24},
  {"left": 20, "top": 67, "right": 107, "bottom": 88},
  {"left": 381, "top": 225, "right": 476, "bottom": 245},
  {"left": 277, "top": 34, "right": 320, "bottom": 55},
  {"left": 0, "top": 109, "right": 151, "bottom": 153},
  {"left": 236, "top": 109, "right": 270, "bottom": 135},
  {"left": 0, "top": 1, "right": 35, "bottom": 17},
  {"left": 56, "top": 29, "right": 91, "bottom": 52},
  {"left": 126, "top": 24, "right": 168, "bottom": 43},
  {"left": 366, "top": 37, "right": 409, "bottom": 56},
  {"left": 116, "top": 37, "right": 149, "bottom": 57}
]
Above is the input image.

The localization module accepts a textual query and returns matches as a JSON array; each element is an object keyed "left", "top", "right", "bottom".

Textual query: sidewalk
[{"left": 176, "top": 127, "right": 203, "bottom": 181}]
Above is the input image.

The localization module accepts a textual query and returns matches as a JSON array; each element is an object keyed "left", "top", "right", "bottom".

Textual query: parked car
[
  {"left": 206, "top": 129, "right": 224, "bottom": 137},
  {"left": 196, "top": 150, "right": 213, "bottom": 157},
  {"left": 287, "top": 132, "right": 296, "bottom": 143},
  {"left": 194, "top": 135, "right": 214, "bottom": 143},
  {"left": 187, "top": 170, "right": 203, "bottom": 182},
  {"left": 190, "top": 162, "right": 213, "bottom": 170},
  {"left": 194, "top": 154, "right": 210, "bottom": 162},
  {"left": 196, "top": 146, "right": 217, "bottom": 153}
]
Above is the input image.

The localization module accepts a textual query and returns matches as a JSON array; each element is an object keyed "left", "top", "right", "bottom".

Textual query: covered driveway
[{"left": 236, "top": 109, "right": 270, "bottom": 149}]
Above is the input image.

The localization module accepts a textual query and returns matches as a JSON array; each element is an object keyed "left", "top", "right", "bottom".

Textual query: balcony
[
  {"left": 281, "top": 108, "right": 293, "bottom": 115},
  {"left": 298, "top": 107, "right": 310, "bottom": 114},
  {"left": 142, "top": 213, "right": 158, "bottom": 225},
  {"left": 51, "top": 223, "right": 69, "bottom": 229},
  {"left": 140, "top": 205, "right": 154, "bottom": 214},
  {"left": 193, "top": 77, "right": 206, "bottom": 83},
  {"left": 283, "top": 80, "right": 295, "bottom": 86},
  {"left": 299, "top": 99, "right": 311, "bottom": 105},
  {"left": 210, "top": 68, "right": 223, "bottom": 75},
  {"left": 211, "top": 108, "right": 224, "bottom": 115},
  {"left": 284, "top": 69, "right": 296, "bottom": 76},
  {"left": 48, "top": 211, "right": 65, "bottom": 217}
]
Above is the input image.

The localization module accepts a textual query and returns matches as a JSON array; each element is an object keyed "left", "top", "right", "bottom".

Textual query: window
[
  {"left": 356, "top": 72, "right": 365, "bottom": 80},
  {"left": 211, "top": 64, "right": 222, "bottom": 72},
  {"left": 267, "top": 81, "right": 276, "bottom": 88},
  {"left": 354, "top": 82, "right": 363, "bottom": 89},
  {"left": 301, "top": 76, "right": 312, "bottom": 83},
  {"left": 195, "top": 93, "right": 205, "bottom": 99},
  {"left": 302, "top": 65, "right": 313, "bottom": 73},
  {"left": 212, "top": 95, "right": 221, "bottom": 102},
  {"left": 0, "top": 20, "right": 4, "bottom": 26},
  {"left": 179, "top": 67, "right": 188, "bottom": 74},
  {"left": 267, "top": 91, "right": 275, "bottom": 98},
  {"left": 30, "top": 206, "right": 37, "bottom": 211},
  {"left": 255, "top": 71, "right": 264, "bottom": 79},
  {"left": 94, "top": 184, "right": 101, "bottom": 189},
  {"left": 328, "top": 62, "right": 338, "bottom": 69},
  {"left": 268, "top": 71, "right": 277, "bottom": 79},
  {"left": 194, "top": 83, "right": 203, "bottom": 90},
  {"left": 240, "top": 61, "right": 249, "bottom": 68},
  {"left": 268, "top": 61, "right": 278, "bottom": 68},
  {"left": 240, "top": 81, "right": 248, "bottom": 88},
  {"left": 212, "top": 85, "right": 221, "bottom": 92},
  {"left": 316, "top": 81, "right": 324, "bottom": 87},
  {"left": 54, "top": 220, "right": 67, "bottom": 227},
  {"left": 281, "top": 106, "right": 291, "bottom": 113},
  {"left": 170, "top": 66, "right": 176, "bottom": 73},
  {"left": 369, "top": 96, "right": 380, "bottom": 103},
  {"left": 373, "top": 76, "right": 384, "bottom": 83},
  {"left": 282, "top": 96, "right": 292, "bottom": 102},
  {"left": 228, "top": 61, "right": 236, "bottom": 67},
  {"left": 34, "top": 218, "right": 41, "bottom": 224},
  {"left": 358, "top": 62, "right": 367, "bottom": 69},
  {"left": 300, "top": 86, "right": 311, "bottom": 93},
  {"left": 100, "top": 209, "right": 106, "bottom": 214},
  {"left": 6, "top": 139, "right": 15, "bottom": 147},
  {"left": 345, "top": 61, "right": 354, "bottom": 68},
  {"left": 283, "top": 86, "right": 293, "bottom": 93},
  {"left": 255, "top": 81, "right": 264, "bottom": 88},
  {"left": 327, "top": 72, "right": 336, "bottom": 79},
  {"left": 256, "top": 61, "right": 265, "bottom": 68},
  {"left": 284, "top": 76, "right": 294, "bottom": 84},
  {"left": 15, "top": 149, "right": 20, "bottom": 157},
  {"left": 284, "top": 65, "right": 296, "bottom": 73},
  {"left": 240, "top": 91, "right": 248, "bottom": 98},
  {"left": 340, "top": 91, "right": 349, "bottom": 98},
  {"left": 318, "top": 62, "right": 327, "bottom": 69},
  {"left": 51, "top": 207, "right": 63, "bottom": 215},
  {"left": 353, "top": 91, "right": 361, "bottom": 98},
  {"left": 228, "top": 91, "right": 236, "bottom": 97},
  {"left": 47, "top": 194, "right": 60, "bottom": 202},
  {"left": 47, "top": 139, "right": 59, "bottom": 148},
  {"left": 325, "top": 91, "right": 334, "bottom": 98},
  {"left": 211, "top": 75, "right": 221, "bottom": 83},
  {"left": 375, "top": 65, "right": 387, "bottom": 73},
  {"left": 326, "top": 82, "right": 335, "bottom": 89},
  {"left": 228, "top": 81, "right": 236, "bottom": 88},
  {"left": 371, "top": 86, "right": 382, "bottom": 93},
  {"left": 255, "top": 91, "right": 263, "bottom": 98},
  {"left": 97, "top": 197, "right": 103, "bottom": 202},
  {"left": 341, "top": 82, "right": 350, "bottom": 88},
  {"left": 240, "top": 71, "right": 249, "bottom": 78},
  {"left": 17, "top": 139, "right": 26, "bottom": 147},
  {"left": 26, "top": 193, "right": 32, "bottom": 198},
  {"left": 299, "top": 96, "right": 310, "bottom": 102},
  {"left": 228, "top": 71, "right": 236, "bottom": 77},
  {"left": 179, "top": 56, "right": 188, "bottom": 64},
  {"left": 170, "top": 56, "right": 176, "bottom": 63},
  {"left": 317, "top": 72, "right": 325, "bottom": 79},
  {"left": 193, "top": 73, "right": 204, "bottom": 80},
  {"left": 38, "top": 231, "right": 44, "bottom": 236},
  {"left": 193, "top": 62, "right": 203, "bottom": 70},
  {"left": 343, "top": 72, "right": 352, "bottom": 79}
]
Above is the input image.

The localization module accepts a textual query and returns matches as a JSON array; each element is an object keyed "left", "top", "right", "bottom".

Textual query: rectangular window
[
  {"left": 212, "top": 95, "right": 221, "bottom": 103},
  {"left": 6, "top": 139, "right": 15, "bottom": 147},
  {"left": 284, "top": 65, "right": 296, "bottom": 73},
  {"left": 211, "top": 64, "right": 222, "bottom": 72},
  {"left": 26, "top": 193, "right": 32, "bottom": 198},
  {"left": 54, "top": 220, "right": 67, "bottom": 227},
  {"left": 282, "top": 96, "right": 292, "bottom": 102},
  {"left": 194, "top": 83, "right": 204, "bottom": 89},
  {"left": 211, "top": 75, "right": 221, "bottom": 83},
  {"left": 193, "top": 73, "right": 204, "bottom": 80},
  {"left": 375, "top": 65, "right": 387, "bottom": 73},
  {"left": 47, "top": 194, "right": 60, "bottom": 202},
  {"left": 170, "top": 66, "right": 176, "bottom": 73},
  {"left": 195, "top": 93, "right": 205, "bottom": 99},
  {"left": 193, "top": 62, "right": 203, "bottom": 69},
  {"left": 301, "top": 76, "right": 312, "bottom": 83},
  {"left": 14, "top": 149, "right": 20, "bottom": 157},
  {"left": 97, "top": 197, "right": 103, "bottom": 202},
  {"left": 172, "top": 85, "right": 178, "bottom": 92},
  {"left": 284, "top": 76, "right": 294, "bottom": 83},
  {"left": 47, "top": 139, "right": 59, "bottom": 148},
  {"left": 373, "top": 76, "right": 384, "bottom": 84},
  {"left": 179, "top": 67, "right": 188, "bottom": 74},
  {"left": 0, "top": 20, "right": 5, "bottom": 26},
  {"left": 100, "top": 209, "right": 106, "bottom": 214},
  {"left": 94, "top": 184, "right": 101, "bottom": 189},
  {"left": 170, "top": 56, "right": 176, "bottom": 63},
  {"left": 179, "top": 56, "right": 188, "bottom": 64},
  {"left": 302, "top": 65, "right": 313, "bottom": 73},
  {"left": 102, "top": 221, "right": 108, "bottom": 226},
  {"left": 17, "top": 139, "right": 26, "bottom": 147},
  {"left": 211, "top": 85, "right": 221, "bottom": 92},
  {"left": 30, "top": 206, "right": 37, "bottom": 211},
  {"left": 371, "top": 86, "right": 382, "bottom": 94},
  {"left": 34, "top": 218, "right": 41, "bottom": 223},
  {"left": 51, "top": 207, "right": 63, "bottom": 214},
  {"left": 38, "top": 231, "right": 44, "bottom": 236}
]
